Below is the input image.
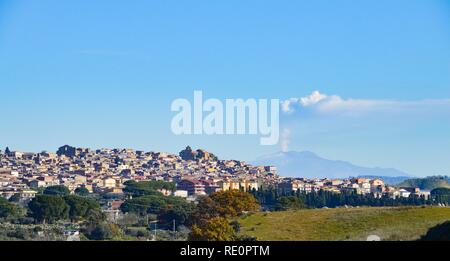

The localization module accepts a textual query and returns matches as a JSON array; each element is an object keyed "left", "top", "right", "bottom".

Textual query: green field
[{"left": 239, "top": 206, "right": 450, "bottom": 241}]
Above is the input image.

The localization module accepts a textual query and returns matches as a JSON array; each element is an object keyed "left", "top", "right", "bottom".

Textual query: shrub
[{"left": 420, "top": 221, "right": 450, "bottom": 241}]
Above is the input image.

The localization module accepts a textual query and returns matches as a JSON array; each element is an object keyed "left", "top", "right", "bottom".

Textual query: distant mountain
[
  {"left": 252, "top": 151, "right": 411, "bottom": 179},
  {"left": 397, "top": 176, "right": 450, "bottom": 191}
]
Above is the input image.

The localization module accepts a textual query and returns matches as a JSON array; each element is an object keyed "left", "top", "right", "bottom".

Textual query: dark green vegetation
[
  {"left": 398, "top": 176, "right": 450, "bottom": 191},
  {"left": 121, "top": 180, "right": 194, "bottom": 230},
  {"left": 84, "top": 223, "right": 123, "bottom": 241},
  {"left": 121, "top": 195, "right": 194, "bottom": 227},
  {"left": 0, "top": 197, "right": 24, "bottom": 220},
  {"left": 431, "top": 188, "right": 450, "bottom": 205},
  {"left": 0, "top": 181, "right": 191, "bottom": 241},
  {"left": 251, "top": 187, "right": 438, "bottom": 210},
  {"left": 43, "top": 185, "right": 71, "bottom": 196},
  {"left": 64, "top": 195, "right": 102, "bottom": 222},
  {"left": 0, "top": 224, "right": 68, "bottom": 241},
  {"left": 28, "top": 195, "right": 70, "bottom": 223},
  {"left": 28, "top": 194, "right": 102, "bottom": 224},
  {"left": 239, "top": 207, "right": 450, "bottom": 241},
  {"left": 74, "top": 187, "right": 90, "bottom": 196},
  {"left": 420, "top": 221, "right": 450, "bottom": 241},
  {"left": 275, "top": 196, "right": 306, "bottom": 211}
]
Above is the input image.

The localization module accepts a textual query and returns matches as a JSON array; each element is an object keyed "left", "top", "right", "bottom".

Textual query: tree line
[{"left": 249, "top": 186, "right": 450, "bottom": 211}]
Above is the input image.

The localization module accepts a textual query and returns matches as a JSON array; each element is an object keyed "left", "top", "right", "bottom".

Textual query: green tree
[
  {"left": 85, "top": 208, "right": 106, "bottom": 223},
  {"left": 43, "top": 185, "right": 71, "bottom": 196},
  {"left": 431, "top": 188, "right": 450, "bottom": 204},
  {"left": 28, "top": 195, "right": 69, "bottom": 223},
  {"left": 157, "top": 203, "right": 195, "bottom": 229},
  {"left": 0, "top": 197, "right": 24, "bottom": 220},
  {"left": 8, "top": 193, "right": 21, "bottom": 203},
  {"left": 420, "top": 221, "right": 450, "bottom": 241},
  {"left": 275, "top": 196, "right": 306, "bottom": 211},
  {"left": 120, "top": 195, "right": 167, "bottom": 215},
  {"left": 74, "top": 187, "right": 90, "bottom": 196},
  {"left": 87, "top": 223, "right": 123, "bottom": 240},
  {"left": 121, "top": 194, "right": 188, "bottom": 216},
  {"left": 64, "top": 195, "right": 101, "bottom": 222}
]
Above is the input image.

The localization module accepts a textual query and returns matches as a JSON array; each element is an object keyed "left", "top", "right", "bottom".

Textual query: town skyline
[
  {"left": 0, "top": 143, "right": 427, "bottom": 199},
  {"left": 0, "top": 143, "right": 427, "bottom": 179}
]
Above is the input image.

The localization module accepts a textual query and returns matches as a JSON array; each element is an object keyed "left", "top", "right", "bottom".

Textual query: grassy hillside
[
  {"left": 397, "top": 176, "right": 450, "bottom": 190},
  {"left": 239, "top": 207, "right": 450, "bottom": 241}
]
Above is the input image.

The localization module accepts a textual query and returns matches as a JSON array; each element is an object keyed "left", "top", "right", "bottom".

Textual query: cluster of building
[
  {"left": 278, "top": 177, "right": 431, "bottom": 199},
  {"left": 0, "top": 145, "right": 277, "bottom": 201},
  {"left": 0, "top": 145, "right": 429, "bottom": 203}
]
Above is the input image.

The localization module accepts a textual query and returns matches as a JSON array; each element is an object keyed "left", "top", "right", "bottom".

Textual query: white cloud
[
  {"left": 281, "top": 98, "right": 299, "bottom": 113},
  {"left": 281, "top": 91, "right": 450, "bottom": 116},
  {"left": 299, "top": 91, "right": 327, "bottom": 107}
]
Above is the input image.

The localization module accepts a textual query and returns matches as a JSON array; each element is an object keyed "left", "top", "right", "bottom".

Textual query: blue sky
[{"left": 1, "top": 0, "right": 449, "bottom": 176}]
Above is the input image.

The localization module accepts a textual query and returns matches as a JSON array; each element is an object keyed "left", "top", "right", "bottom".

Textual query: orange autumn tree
[
  {"left": 209, "top": 190, "right": 260, "bottom": 217},
  {"left": 189, "top": 217, "right": 236, "bottom": 241},
  {"left": 189, "top": 190, "right": 260, "bottom": 241}
]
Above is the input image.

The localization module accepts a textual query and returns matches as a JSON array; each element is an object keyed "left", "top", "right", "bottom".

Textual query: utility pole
[{"left": 149, "top": 220, "right": 158, "bottom": 241}]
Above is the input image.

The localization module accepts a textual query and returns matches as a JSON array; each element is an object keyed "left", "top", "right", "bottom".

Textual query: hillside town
[{"left": 0, "top": 145, "right": 430, "bottom": 203}]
